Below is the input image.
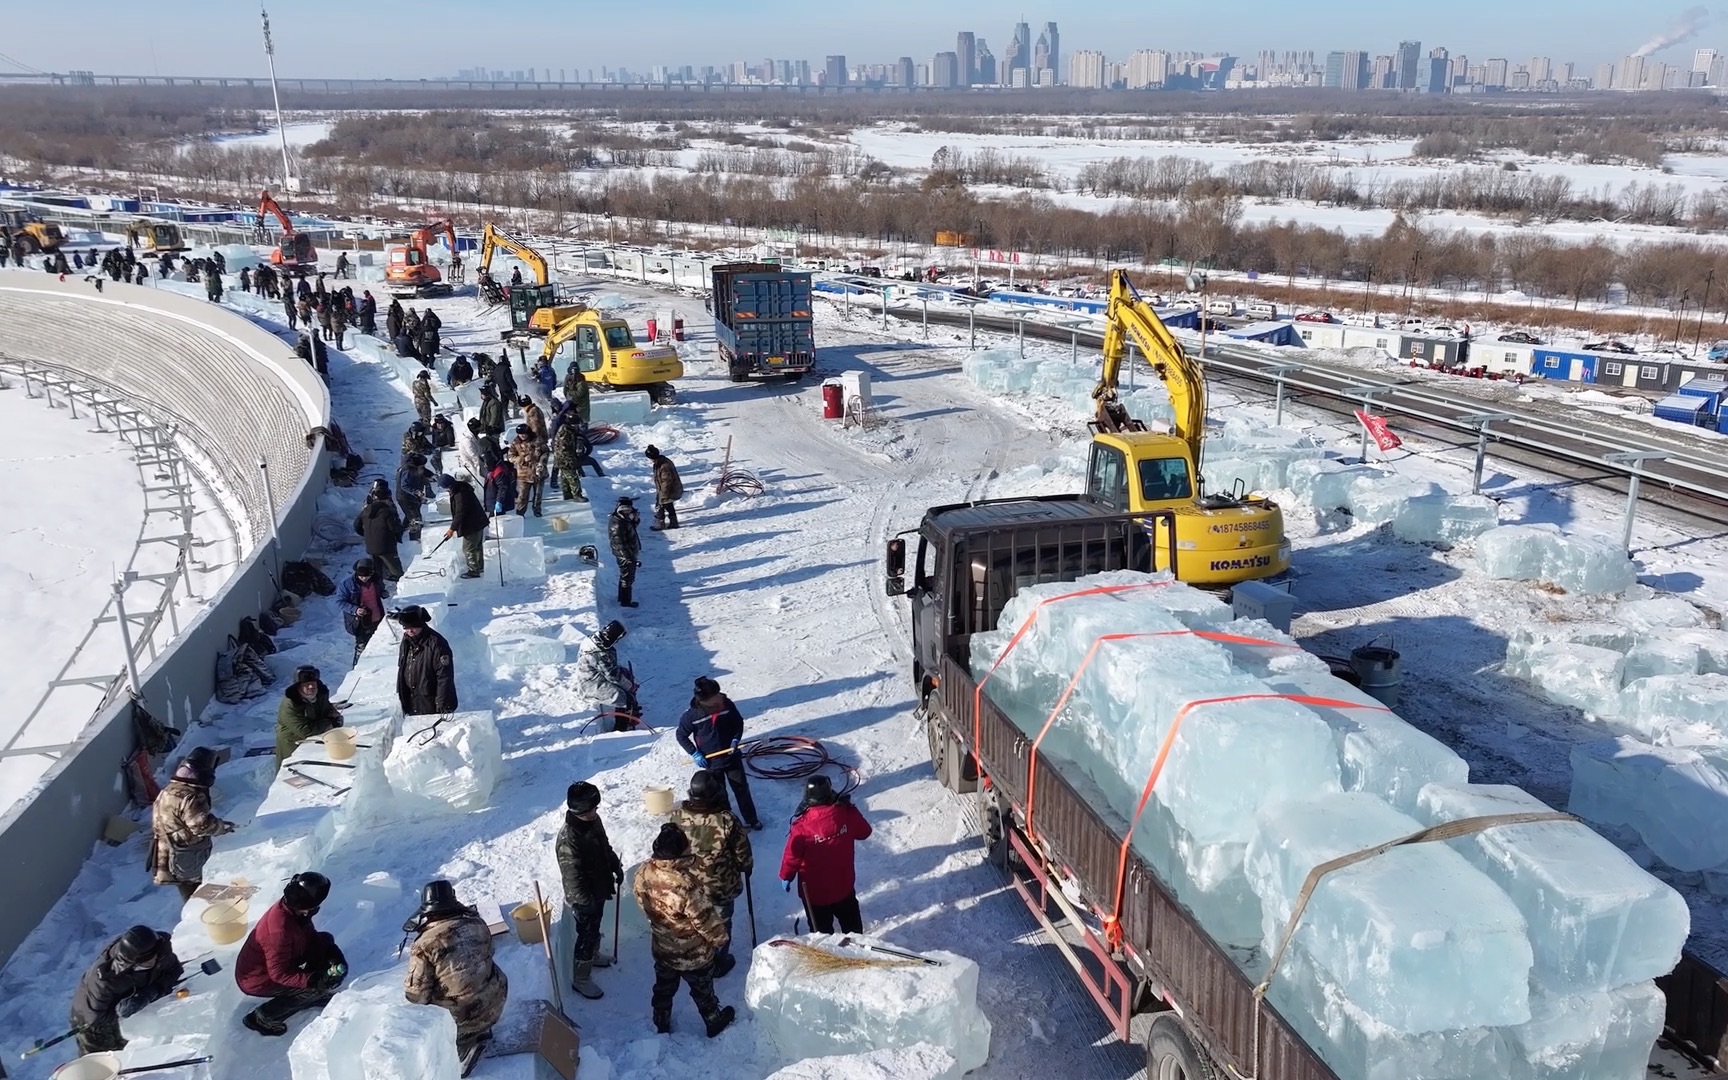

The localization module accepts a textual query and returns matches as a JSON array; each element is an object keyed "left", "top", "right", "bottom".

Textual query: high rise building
[
  {"left": 1483, "top": 58, "right": 1508, "bottom": 87},
  {"left": 1528, "top": 56, "right": 1551, "bottom": 83},
  {"left": 976, "top": 39, "right": 996, "bottom": 84},
  {"left": 1370, "top": 54, "right": 1395, "bottom": 89},
  {"left": 1695, "top": 47, "right": 1717, "bottom": 74},
  {"left": 1069, "top": 49, "right": 1107, "bottom": 89},
  {"left": 1005, "top": 20, "right": 1031, "bottom": 84},
  {"left": 1324, "top": 50, "right": 1366, "bottom": 89},
  {"left": 1126, "top": 49, "right": 1170, "bottom": 88},
  {"left": 1397, "top": 40, "right": 1421, "bottom": 89},
  {"left": 1595, "top": 62, "right": 1614, "bottom": 89},
  {"left": 1425, "top": 55, "right": 1450, "bottom": 93},
  {"left": 1711, "top": 55, "right": 1728, "bottom": 85},
  {"left": 933, "top": 51, "right": 960, "bottom": 88},
  {"left": 1617, "top": 54, "right": 1644, "bottom": 89},
  {"left": 825, "top": 55, "right": 847, "bottom": 86},
  {"left": 956, "top": 32, "right": 976, "bottom": 85},
  {"left": 1041, "top": 22, "right": 1060, "bottom": 82},
  {"left": 895, "top": 56, "right": 915, "bottom": 86}
]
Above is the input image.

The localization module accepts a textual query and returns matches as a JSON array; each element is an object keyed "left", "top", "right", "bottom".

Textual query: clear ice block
[
  {"left": 1476, "top": 524, "right": 1558, "bottom": 582},
  {"left": 383, "top": 710, "right": 502, "bottom": 813},
  {"left": 288, "top": 976, "right": 461, "bottom": 1080},
  {"left": 1622, "top": 637, "right": 1704, "bottom": 683},
  {"left": 743, "top": 934, "right": 990, "bottom": 1075},
  {"left": 1392, "top": 494, "right": 1500, "bottom": 545},
  {"left": 487, "top": 633, "right": 566, "bottom": 669},
  {"left": 1504, "top": 625, "right": 1634, "bottom": 681},
  {"left": 763, "top": 1044, "right": 959, "bottom": 1080},
  {"left": 1244, "top": 791, "right": 1533, "bottom": 1034},
  {"left": 496, "top": 536, "right": 549, "bottom": 583},
  {"left": 1288, "top": 459, "right": 1389, "bottom": 511},
  {"left": 1348, "top": 476, "right": 1444, "bottom": 525},
  {"left": 1475, "top": 526, "right": 1636, "bottom": 595},
  {"left": 1612, "top": 596, "right": 1706, "bottom": 632},
  {"left": 589, "top": 391, "right": 653, "bottom": 426},
  {"left": 1269, "top": 943, "right": 1510, "bottom": 1080},
  {"left": 487, "top": 514, "right": 526, "bottom": 540},
  {"left": 1569, "top": 737, "right": 1728, "bottom": 872},
  {"left": 1502, "top": 982, "right": 1666, "bottom": 1080},
  {"left": 1673, "top": 627, "right": 1728, "bottom": 675},
  {"left": 1414, "top": 782, "right": 1687, "bottom": 996},
  {"left": 1524, "top": 644, "right": 1626, "bottom": 716},
  {"left": 1620, "top": 673, "right": 1728, "bottom": 745}
]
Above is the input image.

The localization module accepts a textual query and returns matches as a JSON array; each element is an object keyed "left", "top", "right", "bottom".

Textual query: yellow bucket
[
  {"left": 323, "top": 728, "right": 356, "bottom": 761},
  {"left": 549, "top": 515, "right": 569, "bottom": 532},
  {"left": 643, "top": 785, "right": 675, "bottom": 816},
  {"left": 511, "top": 902, "right": 545, "bottom": 945},
  {"left": 202, "top": 899, "right": 250, "bottom": 946}
]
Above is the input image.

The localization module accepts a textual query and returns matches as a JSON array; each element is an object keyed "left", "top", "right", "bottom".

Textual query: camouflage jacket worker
[
  {"left": 557, "top": 814, "right": 623, "bottom": 910},
  {"left": 148, "top": 777, "right": 232, "bottom": 886},
  {"left": 507, "top": 434, "right": 544, "bottom": 482},
  {"left": 633, "top": 854, "right": 727, "bottom": 971},
  {"left": 405, "top": 913, "right": 508, "bottom": 1039},
  {"left": 667, "top": 798, "right": 753, "bottom": 906}
]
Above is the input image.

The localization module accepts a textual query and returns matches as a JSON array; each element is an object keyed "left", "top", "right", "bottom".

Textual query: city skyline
[{"left": 1, "top": 0, "right": 1719, "bottom": 79}]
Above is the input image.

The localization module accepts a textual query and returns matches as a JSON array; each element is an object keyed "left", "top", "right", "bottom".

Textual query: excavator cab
[
  {"left": 274, "top": 233, "right": 316, "bottom": 270},
  {"left": 508, "top": 283, "right": 559, "bottom": 333}
]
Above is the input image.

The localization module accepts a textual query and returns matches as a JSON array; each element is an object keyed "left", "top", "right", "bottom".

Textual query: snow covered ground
[{"left": 0, "top": 248, "right": 1722, "bottom": 1078}]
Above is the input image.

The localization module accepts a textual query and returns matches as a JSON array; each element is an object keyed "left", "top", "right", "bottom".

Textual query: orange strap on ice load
[
  {"left": 1099, "top": 692, "right": 1393, "bottom": 950},
  {"left": 1022, "top": 629, "right": 1301, "bottom": 841},
  {"left": 971, "top": 581, "right": 1173, "bottom": 768}
]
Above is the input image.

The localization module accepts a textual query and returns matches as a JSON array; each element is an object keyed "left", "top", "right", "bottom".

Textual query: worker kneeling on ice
[
  {"left": 69, "top": 924, "right": 185, "bottom": 1055},
  {"left": 403, "top": 879, "right": 508, "bottom": 1077},
  {"left": 237, "top": 872, "right": 347, "bottom": 1036}
]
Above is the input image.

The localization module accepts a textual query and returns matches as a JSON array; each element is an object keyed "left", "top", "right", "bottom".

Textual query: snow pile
[
  {"left": 382, "top": 710, "right": 503, "bottom": 814},
  {"left": 1475, "top": 524, "right": 1637, "bottom": 596},
  {"left": 972, "top": 570, "right": 1684, "bottom": 1078},
  {"left": 287, "top": 978, "right": 461, "bottom": 1080},
  {"left": 744, "top": 935, "right": 990, "bottom": 1077}
]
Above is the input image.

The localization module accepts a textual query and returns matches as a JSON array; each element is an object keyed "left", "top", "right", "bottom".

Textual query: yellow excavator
[
  {"left": 1, "top": 209, "right": 65, "bottom": 255},
  {"left": 1085, "top": 269, "right": 1289, "bottom": 586},
  {"left": 541, "top": 309, "right": 683, "bottom": 405},
  {"left": 477, "top": 222, "right": 586, "bottom": 339},
  {"left": 125, "top": 221, "right": 188, "bottom": 253}
]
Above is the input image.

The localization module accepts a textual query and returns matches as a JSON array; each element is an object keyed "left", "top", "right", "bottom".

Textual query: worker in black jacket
[
  {"left": 69, "top": 926, "right": 184, "bottom": 1054},
  {"left": 395, "top": 605, "right": 458, "bottom": 715},
  {"left": 354, "top": 479, "right": 406, "bottom": 581},
  {"left": 675, "top": 677, "right": 761, "bottom": 830},
  {"left": 440, "top": 473, "right": 489, "bottom": 579}
]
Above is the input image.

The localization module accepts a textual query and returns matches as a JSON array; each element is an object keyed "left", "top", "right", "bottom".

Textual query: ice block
[
  {"left": 487, "top": 633, "right": 566, "bottom": 669},
  {"left": 1569, "top": 737, "right": 1728, "bottom": 871},
  {"left": 383, "top": 710, "right": 503, "bottom": 813},
  {"left": 1620, "top": 673, "right": 1728, "bottom": 745},
  {"left": 589, "top": 390, "right": 653, "bottom": 426}
]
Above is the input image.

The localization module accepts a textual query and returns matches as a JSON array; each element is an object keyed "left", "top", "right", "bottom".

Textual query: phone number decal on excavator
[
  {"left": 1209, "top": 520, "right": 1273, "bottom": 533},
  {"left": 1209, "top": 555, "right": 1276, "bottom": 572}
]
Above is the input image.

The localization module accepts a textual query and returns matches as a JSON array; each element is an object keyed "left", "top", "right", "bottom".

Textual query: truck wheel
[
  {"left": 782, "top": 371, "right": 806, "bottom": 383},
  {"left": 728, "top": 360, "right": 749, "bottom": 383},
  {"left": 925, "top": 710, "right": 979, "bottom": 794},
  {"left": 649, "top": 383, "right": 677, "bottom": 405},
  {"left": 1145, "top": 1015, "right": 1216, "bottom": 1080}
]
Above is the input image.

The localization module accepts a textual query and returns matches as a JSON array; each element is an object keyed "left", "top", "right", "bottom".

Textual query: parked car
[
  {"left": 1294, "top": 311, "right": 1335, "bottom": 323},
  {"left": 1497, "top": 331, "right": 1544, "bottom": 345},
  {"left": 1205, "top": 299, "right": 1236, "bottom": 317},
  {"left": 1585, "top": 340, "right": 1637, "bottom": 354},
  {"left": 1707, "top": 341, "right": 1728, "bottom": 363},
  {"left": 1246, "top": 301, "right": 1278, "bottom": 320},
  {"left": 1400, "top": 317, "right": 1426, "bottom": 331},
  {"left": 1170, "top": 298, "right": 1201, "bottom": 311},
  {"left": 1426, "top": 325, "right": 1459, "bottom": 337}
]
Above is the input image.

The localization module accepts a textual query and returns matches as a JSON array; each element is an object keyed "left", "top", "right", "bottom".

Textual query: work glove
[
  {"left": 730, "top": 738, "right": 741, "bottom": 753},
  {"left": 781, "top": 879, "right": 793, "bottom": 893},
  {"left": 493, "top": 502, "right": 503, "bottom": 514},
  {"left": 837, "top": 792, "right": 852, "bottom": 807},
  {"left": 690, "top": 751, "right": 708, "bottom": 768},
  {"left": 218, "top": 820, "right": 238, "bottom": 835},
  {"left": 614, "top": 866, "right": 625, "bottom": 886}
]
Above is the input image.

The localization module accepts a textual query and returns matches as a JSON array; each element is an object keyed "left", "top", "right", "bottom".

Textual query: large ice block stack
[
  {"left": 288, "top": 978, "right": 462, "bottom": 1080},
  {"left": 972, "top": 570, "right": 1684, "bottom": 1079},
  {"left": 589, "top": 389, "right": 654, "bottom": 426},
  {"left": 744, "top": 935, "right": 990, "bottom": 1078},
  {"left": 960, "top": 349, "right": 1175, "bottom": 428},
  {"left": 1475, "top": 524, "right": 1636, "bottom": 595},
  {"left": 383, "top": 710, "right": 502, "bottom": 813}
]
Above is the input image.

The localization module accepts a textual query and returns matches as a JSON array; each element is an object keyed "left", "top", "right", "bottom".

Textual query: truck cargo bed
[{"left": 937, "top": 651, "right": 1340, "bottom": 1080}]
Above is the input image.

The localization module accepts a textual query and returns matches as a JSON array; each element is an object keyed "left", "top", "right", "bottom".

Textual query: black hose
[{"left": 740, "top": 735, "right": 858, "bottom": 795}]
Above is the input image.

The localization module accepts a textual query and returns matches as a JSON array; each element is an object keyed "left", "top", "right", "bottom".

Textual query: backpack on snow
[
  {"left": 282, "top": 560, "right": 336, "bottom": 597},
  {"left": 238, "top": 615, "right": 276, "bottom": 656},
  {"left": 214, "top": 636, "right": 273, "bottom": 704}
]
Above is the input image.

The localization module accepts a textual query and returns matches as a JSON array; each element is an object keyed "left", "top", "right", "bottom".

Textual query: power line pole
[{"left": 261, "top": 8, "right": 296, "bottom": 193}]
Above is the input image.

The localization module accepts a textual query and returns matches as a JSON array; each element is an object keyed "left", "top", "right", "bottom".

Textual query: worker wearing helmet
[
  {"left": 354, "top": 478, "right": 405, "bottom": 582},
  {"left": 575, "top": 620, "right": 640, "bottom": 732},
  {"left": 557, "top": 782, "right": 624, "bottom": 1001},
  {"left": 667, "top": 770, "right": 755, "bottom": 977},
  {"left": 69, "top": 925, "right": 185, "bottom": 1054},
  {"left": 608, "top": 496, "right": 642, "bottom": 608},
  {"left": 779, "top": 776, "right": 872, "bottom": 934},
  {"left": 403, "top": 880, "right": 508, "bottom": 1076}
]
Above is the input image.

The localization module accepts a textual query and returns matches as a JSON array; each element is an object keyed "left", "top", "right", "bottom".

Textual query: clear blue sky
[{"left": 7, "top": 1, "right": 1716, "bottom": 78}]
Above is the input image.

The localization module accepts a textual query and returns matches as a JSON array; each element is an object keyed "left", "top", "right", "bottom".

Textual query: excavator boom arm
[
  {"left": 540, "top": 311, "right": 582, "bottom": 361},
  {"left": 1096, "top": 269, "right": 1206, "bottom": 458},
  {"left": 478, "top": 223, "right": 549, "bottom": 285},
  {"left": 258, "top": 190, "right": 295, "bottom": 236}
]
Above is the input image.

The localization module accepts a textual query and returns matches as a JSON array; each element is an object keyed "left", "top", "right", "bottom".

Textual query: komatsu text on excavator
[
  {"left": 476, "top": 222, "right": 586, "bottom": 338},
  {"left": 1084, "top": 269, "right": 1288, "bottom": 586}
]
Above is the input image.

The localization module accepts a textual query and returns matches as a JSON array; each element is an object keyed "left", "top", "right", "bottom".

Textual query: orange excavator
[
  {"left": 384, "top": 220, "right": 457, "bottom": 298},
  {"left": 258, "top": 190, "right": 317, "bottom": 274}
]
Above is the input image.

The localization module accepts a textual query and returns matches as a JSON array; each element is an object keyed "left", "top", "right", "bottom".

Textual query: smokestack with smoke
[{"left": 1633, "top": 5, "right": 1712, "bottom": 57}]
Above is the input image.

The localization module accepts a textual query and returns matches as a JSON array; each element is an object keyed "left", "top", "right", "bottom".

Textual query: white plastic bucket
[
  {"left": 643, "top": 785, "right": 675, "bottom": 815},
  {"left": 51, "top": 1053, "right": 120, "bottom": 1080}
]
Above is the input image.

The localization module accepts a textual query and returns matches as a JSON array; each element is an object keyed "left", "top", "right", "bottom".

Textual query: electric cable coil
[{"left": 740, "top": 735, "right": 858, "bottom": 795}]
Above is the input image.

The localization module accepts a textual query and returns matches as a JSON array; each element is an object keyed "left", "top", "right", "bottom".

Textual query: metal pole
[
  {"left": 921, "top": 298, "right": 928, "bottom": 338},
  {"left": 1473, "top": 428, "right": 1490, "bottom": 494},
  {"left": 1128, "top": 342, "right": 1136, "bottom": 390},
  {"left": 1360, "top": 415, "right": 1371, "bottom": 463},
  {"left": 261, "top": 9, "right": 294, "bottom": 192},
  {"left": 1017, "top": 317, "right": 1025, "bottom": 357},
  {"left": 1696, "top": 269, "right": 1714, "bottom": 354},
  {"left": 1071, "top": 330, "right": 1078, "bottom": 364},
  {"left": 1622, "top": 472, "right": 1642, "bottom": 553},
  {"left": 113, "top": 579, "right": 142, "bottom": 698},
  {"left": 1274, "top": 377, "right": 1286, "bottom": 426},
  {"left": 968, "top": 305, "right": 975, "bottom": 349},
  {"left": 881, "top": 287, "right": 890, "bottom": 330},
  {"left": 257, "top": 457, "right": 280, "bottom": 572}
]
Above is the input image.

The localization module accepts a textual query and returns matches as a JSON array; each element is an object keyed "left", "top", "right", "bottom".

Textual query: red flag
[{"left": 1354, "top": 409, "right": 1403, "bottom": 451}]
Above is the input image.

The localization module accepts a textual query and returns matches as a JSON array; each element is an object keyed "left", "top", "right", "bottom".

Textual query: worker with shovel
[
  {"left": 556, "top": 782, "right": 624, "bottom": 1001},
  {"left": 668, "top": 771, "right": 755, "bottom": 979},
  {"left": 68, "top": 926, "right": 185, "bottom": 1054}
]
